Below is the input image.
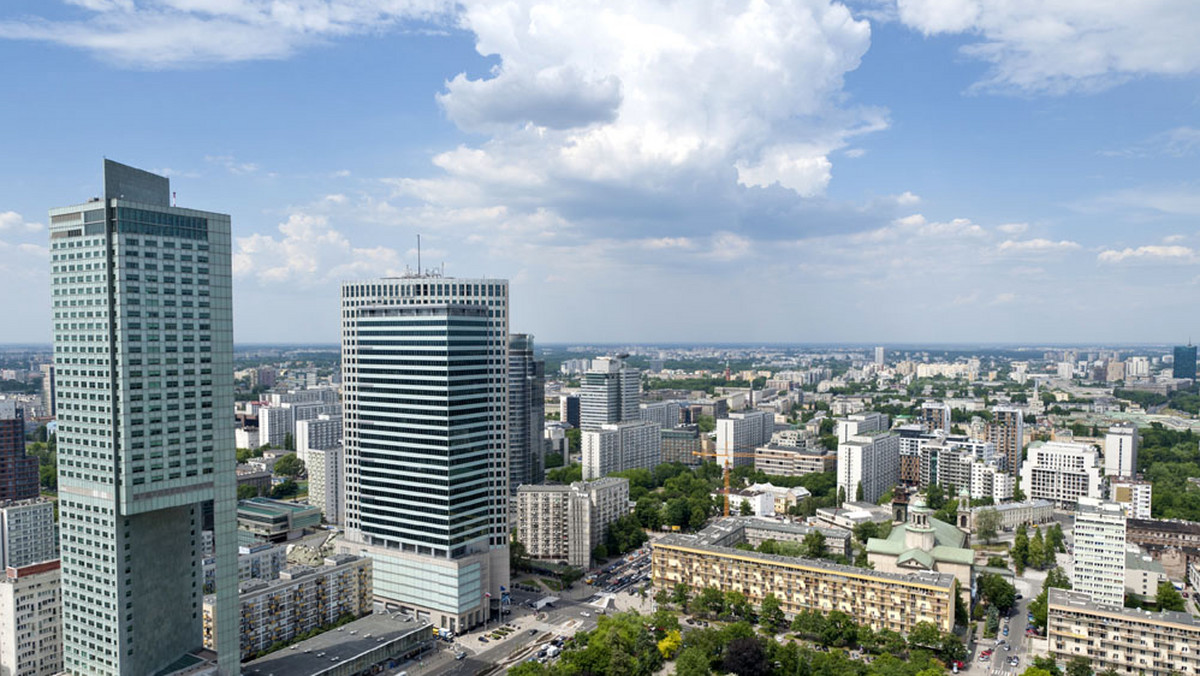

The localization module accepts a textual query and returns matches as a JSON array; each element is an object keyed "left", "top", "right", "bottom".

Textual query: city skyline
[{"left": 1, "top": 2, "right": 1199, "bottom": 345}]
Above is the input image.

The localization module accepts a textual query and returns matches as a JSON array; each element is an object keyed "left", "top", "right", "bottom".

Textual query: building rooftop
[
  {"left": 1125, "top": 549, "right": 1166, "bottom": 574},
  {"left": 239, "top": 497, "right": 320, "bottom": 517},
  {"left": 655, "top": 531, "right": 957, "bottom": 591},
  {"left": 243, "top": 612, "right": 433, "bottom": 676},
  {"left": 967, "top": 499, "right": 1053, "bottom": 515},
  {"left": 1049, "top": 588, "right": 1200, "bottom": 627}
]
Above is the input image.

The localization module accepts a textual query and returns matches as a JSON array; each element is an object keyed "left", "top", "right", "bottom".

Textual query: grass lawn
[{"left": 540, "top": 577, "right": 563, "bottom": 591}]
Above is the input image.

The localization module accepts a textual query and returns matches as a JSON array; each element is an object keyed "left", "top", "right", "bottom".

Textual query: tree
[
  {"left": 853, "top": 521, "right": 880, "bottom": 543},
  {"left": 283, "top": 432, "right": 295, "bottom": 451},
  {"left": 907, "top": 621, "right": 942, "bottom": 651},
  {"left": 674, "top": 647, "right": 712, "bottom": 676},
  {"left": 976, "top": 507, "right": 1002, "bottom": 544},
  {"left": 1157, "top": 581, "right": 1186, "bottom": 612},
  {"left": 926, "top": 484, "right": 946, "bottom": 510},
  {"left": 978, "top": 573, "right": 1017, "bottom": 611},
  {"left": 760, "top": 593, "right": 785, "bottom": 632},
  {"left": 635, "top": 495, "right": 663, "bottom": 530},
  {"left": 671, "top": 582, "right": 690, "bottom": 606},
  {"left": 739, "top": 499, "right": 753, "bottom": 516},
  {"left": 1032, "top": 656, "right": 1062, "bottom": 675},
  {"left": 237, "top": 483, "right": 261, "bottom": 500},
  {"left": 656, "top": 629, "right": 682, "bottom": 659},
  {"left": 546, "top": 463, "right": 582, "bottom": 483},
  {"left": 856, "top": 481, "right": 864, "bottom": 501},
  {"left": 565, "top": 428, "right": 581, "bottom": 456},
  {"left": 273, "top": 453, "right": 305, "bottom": 478},
  {"left": 723, "top": 637, "right": 767, "bottom": 676},
  {"left": 593, "top": 543, "right": 609, "bottom": 560},
  {"left": 507, "top": 662, "right": 549, "bottom": 676},
  {"left": 987, "top": 555, "right": 1008, "bottom": 569},
  {"left": 1048, "top": 522, "right": 1066, "bottom": 552},
  {"left": 269, "top": 480, "right": 299, "bottom": 499},
  {"left": 1029, "top": 528, "right": 1047, "bottom": 569},
  {"left": 1065, "top": 655, "right": 1094, "bottom": 676},
  {"left": 1012, "top": 524, "right": 1030, "bottom": 575},
  {"left": 801, "top": 531, "right": 827, "bottom": 559}
]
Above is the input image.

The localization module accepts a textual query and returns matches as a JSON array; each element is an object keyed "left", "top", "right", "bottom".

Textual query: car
[
  {"left": 456, "top": 652, "right": 467, "bottom": 660},
  {"left": 478, "top": 637, "right": 488, "bottom": 643},
  {"left": 1015, "top": 593, "right": 1023, "bottom": 599},
  {"left": 529, "top": 629, "right": 539, "bottom": 636},
  {"left": 580, "top": 611, "right": 591, "bottom": 617}
]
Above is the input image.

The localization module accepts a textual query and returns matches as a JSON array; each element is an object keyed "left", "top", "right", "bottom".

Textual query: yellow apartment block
[
  {"left": 652, "top": 526, "right": 957, "bottom": 634},
  {"left": 1048, "top": 588, "right": 1200, "bottom": 676}
]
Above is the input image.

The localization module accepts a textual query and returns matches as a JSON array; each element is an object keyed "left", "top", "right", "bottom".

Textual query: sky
[{"left": 0, "top": 0, "right": 1198, "bottom": 346}]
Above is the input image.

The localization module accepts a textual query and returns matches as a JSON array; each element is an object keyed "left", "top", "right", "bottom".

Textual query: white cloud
[
  {"left": 0, "top": 0, "right": 453, "bottom": 67},
  {"left": 1097, "top": 245, "right": 1196, "bottom": 264},
  {"left": 997, "top": 222, "right": 1028, "bottom": 235},
  {"left": 997, "top": 238, "right": 1080, "bottom": 253},
  {"left": 990, "top": 292, "right": 1016, "bottom": 305},
  {"left": 233, "top": 211, "right": 403, "bottom": 285},
  {"left": 894, "top": 0, "right": 1200, "bottom": 93},
  {"left": 0, "top": 211, "right": 43, "bottom": 233},
  {"left": 1103, "top": 126, "right": 1200, "bottom": 158},
  {"left": 205, "top": 154, "right": 260, "bottom": 175},
  {"left": 893, "top": 191, "right": 920, "bottom": 206}
]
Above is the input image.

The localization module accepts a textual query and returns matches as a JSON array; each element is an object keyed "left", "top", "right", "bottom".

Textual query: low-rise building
[
  {"left": 652, "top": 521, "right": 957, "bottom": 634},
  {"left": 235, "top": 464, "right": 272, "bottom": 496},
  {"left": 242, "top": 611, "right": 434, "bottom": 676},
  {"left": 202, "top": 541, "right": 289, "bottom": 594},
  {"left": 515, "top": 478, "right": 630, "bottom": 568},
  {"left": 1126, "top": 517, "right": 1200, "bottom": 580},
  {"left": 754, "top": 444, "right": 836, "bottom": 477},
  {"left": 203, "top": 554, "right": 373, "bottom": 662},
  {"left": 1125, "top": 545, "right": 1168, "bottom": 601},
  {"left": 739, "top": 518, "right": 853, "bottom": 560},
  {"left": 1048, "top": 587, "right": 1200, "bottom": 676},
  {"left": 866, "top": 496, "right": 973, "bottom": 602},
  {"left": 745, "top": 483, "right": 812, "bottom": 514},
  {"left": 815, "top": 501, "right": 894, "bottom": 531},
  {"left": 0, "top": 560, "right": 62, "bottom": 676},
  {"left": 965, "top": 500, "right": 1054, "bottom": 532},
  {"left": 237, "top": 497, "right": 323, "bottom": 543}
]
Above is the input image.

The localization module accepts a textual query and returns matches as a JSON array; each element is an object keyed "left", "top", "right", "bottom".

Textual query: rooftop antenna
[
  {"left": 417, "top": 234, "right": 422, "bottom": 276},
  {"left": 172, "top": 191, "right": 177, "bottom": 207}
]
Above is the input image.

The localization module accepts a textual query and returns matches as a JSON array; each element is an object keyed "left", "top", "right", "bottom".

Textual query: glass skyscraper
[
  {"left": 1173, "top": 345, "right": 1197, "bottom": 380},
  {"left": 49, "top": 161, "right": 238, "bottom": 675},
  {"left": 340, "top": 275, "right": 510, "bottom": 634},
  {"left": 508, "top": 333, "right": 545, "bottom": 492}
]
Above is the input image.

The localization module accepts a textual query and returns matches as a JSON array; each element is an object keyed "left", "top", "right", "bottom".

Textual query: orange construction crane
[{"left": 692, "top": 449, "right": 760, "bottom": 517}]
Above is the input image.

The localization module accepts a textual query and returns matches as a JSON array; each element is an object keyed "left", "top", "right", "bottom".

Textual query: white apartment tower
[
  {"left": 0, "top": 561, "right": 63, "bottom": 676},
  {"left": 837, "top": 431, "right": 900, "bottom": 505},
  {"left": 49, "top": 161, "right": 239, "bottom": 675},
  {"left": 580, "top": 357, "right": 640, "bottom": 429},
  {"left": 306, "top": 446, "right": 342, "bottom": 524},
  {"left": 515, "top": 478, "right": 630, "bottom": 568},
  {"left": 1072, "top": 497, "right": 1127, "bottom": 608},
  {"left": 340, "top": 275, "right": 509, "bottom": 634},
  {"left": 874, "top": 346, "right": 885, "bottom": 366},
  {"left": 836, "top": 411, "right": 889, "bottom": 444},
  {"left": 295, "top": 413, "right": 342, "bottom": 466},
  {"left": 715, "top": 410, "right": 774, "bottom": 469},
  {"left": 582, "top": 420, "right": 662, "bottom": 479},
  {"left": 1021, "top": 441, "right": 1103, "bottom": 508},
  {"left": 1104, "top": 423, "right": 1139, "bottom": 478}
]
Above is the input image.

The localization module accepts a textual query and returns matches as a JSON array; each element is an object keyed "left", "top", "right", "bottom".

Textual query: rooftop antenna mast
[{"left": 417, "top": 234, "right": 422, "bottom": 275}]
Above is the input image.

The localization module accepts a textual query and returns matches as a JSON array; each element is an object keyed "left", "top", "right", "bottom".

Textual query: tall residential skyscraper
[
  {"left": 0, "top": 402, "right": 38, "bottom": 501},
  {"left": 837, "top": 430, "right": 900, "bottom": 505},
  {"left": 1173, "top": 344, "right": 1197, "bottom": 380},
  {"left": 340, "top": 276, "right": 509, "bottom": 634},
  {"left": 919, "top": 401, "right": 951, "bottom": 435},
  {"left": 508, "top": 334, "right": 546, "bottom": 492},
  {"left": 874, "top": 346, "right": 885, "bottom": 366},
  {"left": 579, "top": 356, "right": 640, "bottom": 428},
  {"left": 1072, "top": 497, "right": 1127, "bottom": 608},
  {"left": 1104, "top": 422, "right": 1139, "bottom": 478},
  {"left": 49, "top": 161, "right": 238, "bottom": 675},
  {"left": 988, "top": 405, "right": 1025, "bottom": 474},
  {"left": 40, "top": 363, "right": 56, "bottom": 416}
]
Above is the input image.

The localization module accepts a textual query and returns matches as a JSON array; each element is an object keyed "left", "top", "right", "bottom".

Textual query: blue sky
[{"left": 1, "top": 0, "right": 1198, "bottom": 345}]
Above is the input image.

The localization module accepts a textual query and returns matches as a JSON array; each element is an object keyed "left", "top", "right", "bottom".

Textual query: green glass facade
[{"left": 49, "top": 161, "right": 239, "bottom": 675}]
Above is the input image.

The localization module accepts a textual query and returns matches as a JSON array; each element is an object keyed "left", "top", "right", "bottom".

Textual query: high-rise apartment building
[
  {"left": 1110, "top": 478, "right": 1152, "bottom": 520},
  {"left": 0, "top": 560, "right": 63, "bottom": 676},
  {"left": 39, "top": 364, "right": 56, "bottom": 417},
  {"left": 48, "top": 161, "right": 238, "bottom": 674},
  {"left": 0, "top": 402, "right": 38, "bottom": 502},
  {"left": 579, "top": 357, "right": 640, "bottom": 428},
  {"left": 1103, "top": 423, "right": 1139, "bottom": 478},
  {"left": 639, "top": 400, "right": 681, "bottom": 429},
  {"left": 661, "top": 424, "right": 702, "bottom": 465},
  {"left": 715, "top": 409, "right": 774, "bottom": 468},
  {"left": 1173, "top": 344, "right": 1197, "bottom": 380},
  {"left": 257, "top": 404, "right": 292, "bottom": 449},
  {"left": 508, "top": 334, "right": 546, "bottom": 492},
  {"left": 515, "top": 478, "right": 630, "bottom": 568},
  {"left": 0, "top": 500, "right": 57, "bottom": 569},
  {"left": 987, "top": 406, "right": 1024, "bottom": 473},
  {"left": 340, "top": 275, "right": 509, "bottom": 635},
  {"left": 294, "top": 413, "right": 341, "bottom": 466},
  {"left": 306, "top": 446, "right": 342, "bottom": 524},
  {"left": 874, "top": 346, "right": 885, "bottom": 366},
  {"left": 836, "top": 411, "right": 888, "bottom": 443},
  {"left": 582, "top": 420, "right": 662, "bottom": 479},
  {"left": 837, "top": 430, "right": 900, "bottom": 505},
  {"left": 919, "top": 402, "right": 951, "bottom": 435},
  {"left": 1072, "top": 497, "right": 1127, "bottom": 608}
]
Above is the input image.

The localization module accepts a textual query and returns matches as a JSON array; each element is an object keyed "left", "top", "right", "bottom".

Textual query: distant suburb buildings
[
  {"left": 340, "top": 275, "right": 511, "bottom": 635},
  {"left": 515, "top": 478, "right": 630, "bottom": 568},
  {"left": 49, "top": 160, "right": 240, "bottom": 675}
]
